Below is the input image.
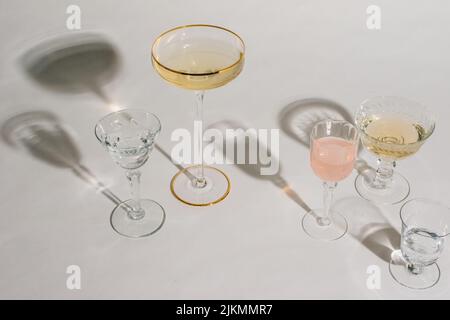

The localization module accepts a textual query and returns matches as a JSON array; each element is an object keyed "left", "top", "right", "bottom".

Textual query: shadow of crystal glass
[
  {"left": 333, "top": 196, "right": 400, "bottom": 262},
  {"left": 20, "top": 32, "right": 121, "bottom": 104},
  {"left": 278, "top": 98, "right": 354, "bottom": 148},
  {"left": 208, "top": 119, "right": 312, "bottom": 215},
  {"left": 1, "top": 111, "right": 123, "bottom": 205}
]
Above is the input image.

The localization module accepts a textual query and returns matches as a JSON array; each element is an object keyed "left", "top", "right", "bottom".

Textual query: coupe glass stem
[
  {"left": 193, "top": 91, "right": 207, "bottom": 188},
  {"left": 372, "top": 158, "right": 395, "bottom": 189},
  {"left": 318, "top": 182, "right": 337, "bottom": 227},
  {"left": 126, "top": 170, "right": 145, "bottom": 220}
]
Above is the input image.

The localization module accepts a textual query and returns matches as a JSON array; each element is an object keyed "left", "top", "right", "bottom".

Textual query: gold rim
[
  {"left": 170, "top": 165, "right": 231, "bottom": 207},
  {"left": 151, "top": 24, "right": 246, "bottom": 77}
]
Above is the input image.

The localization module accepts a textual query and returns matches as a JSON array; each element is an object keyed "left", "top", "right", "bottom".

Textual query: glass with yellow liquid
[
  {"left": 355, "top": 96, "right": 435, "bottom": 204},
  {"left": 152, "top": 25, "right": 245, "bottom": 206}
]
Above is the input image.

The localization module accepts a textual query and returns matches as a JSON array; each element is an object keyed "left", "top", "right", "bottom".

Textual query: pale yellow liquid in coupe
[
  {"left": 361, "top": 115, "right": 427, "bottom": 160},
  {"left": 152, "top": 40, "right": 244, "bottom": 90}
]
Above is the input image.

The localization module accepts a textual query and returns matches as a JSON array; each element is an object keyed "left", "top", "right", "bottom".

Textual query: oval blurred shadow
[
  {"left": 21, "top": 32, "right": 120, "bottom": 103},
  {"left": 333, "top": 196, "right": 400, "bottom": 262},
  {"left": 1, "top": 111, "right": 122, "bottom": 205},
  {"left": 1, "top": 111, "right": 81, "bottom": 168}
]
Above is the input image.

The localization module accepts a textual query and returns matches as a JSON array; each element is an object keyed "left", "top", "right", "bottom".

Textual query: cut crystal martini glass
[{"left": 95, "top": 109, "right": 165, "bottom": 238}]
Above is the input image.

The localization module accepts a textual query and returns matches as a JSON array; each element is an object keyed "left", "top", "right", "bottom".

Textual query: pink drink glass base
[{"left": 302, "top": 209, "right": 348, "bottom": 241}]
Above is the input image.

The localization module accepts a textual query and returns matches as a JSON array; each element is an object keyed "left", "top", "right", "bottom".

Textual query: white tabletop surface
[{"left": 1, "top": 0, "right": 450, "bottom": 300}]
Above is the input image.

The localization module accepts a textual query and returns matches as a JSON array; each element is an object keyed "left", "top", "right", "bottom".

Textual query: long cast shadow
[
  {"left": 333, "top": 197, "right": 400, "bottom": 262},
  {"left": 18, "top": 31, "right": 197, "bottom": 189},
  {"left": 1, "top": 111, "right": 123, "bottom": 206},
  {"left": 208, "top": 119, "right": 312, "bottom": 215}
]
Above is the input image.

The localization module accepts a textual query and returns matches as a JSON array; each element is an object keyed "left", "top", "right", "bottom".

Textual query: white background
[{"left": 0, "top": 0, "right": 449, "bottom": 299}]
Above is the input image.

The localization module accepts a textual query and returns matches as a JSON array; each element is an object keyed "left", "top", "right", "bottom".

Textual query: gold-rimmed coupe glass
[{"left": 151, "top": 24, "right": 245, "bottom": 206}]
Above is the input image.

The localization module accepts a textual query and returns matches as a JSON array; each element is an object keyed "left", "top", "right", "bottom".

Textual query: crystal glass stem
[
  {"left": 373, "top": 158, "right": 395, "bottom": 189},
  {"left": 408, "top": 263, "right": 425, "bottom": 275},
  {"left": 126, "top": 170, "right": 145, "bottom": 220},
  {"left": 194, "top": 91, "right": 206, "bottom": 188},
  {"left": 318, "top": 182, "right": 337, "bottom": 226}
]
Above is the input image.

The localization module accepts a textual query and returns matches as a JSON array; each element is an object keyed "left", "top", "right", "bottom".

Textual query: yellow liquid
[
  {"left": 152, "top": 40, "right": 244, "bottom": 90},
  {"left": 361, "top": 116, "right": 427, "bottom": 160}
]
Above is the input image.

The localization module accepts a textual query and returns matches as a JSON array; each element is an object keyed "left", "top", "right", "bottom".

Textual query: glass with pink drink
[{"left": 302, "top": 120, "right": 359, "bottom": 241}]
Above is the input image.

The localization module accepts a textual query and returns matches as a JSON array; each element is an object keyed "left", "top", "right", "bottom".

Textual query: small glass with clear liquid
[
  {"left": 95, "top": 109, "right": 165, "bottom": 238},
  {"left": 390, "top": 199, "right": 450, "bottom": 289},
  {"left": 401, "top": 228, "right": 444, "bottom": 274}
]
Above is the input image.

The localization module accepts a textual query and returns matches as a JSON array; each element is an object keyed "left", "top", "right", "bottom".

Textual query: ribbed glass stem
[
  {"left": 126, "top": 170, "right": 145, "bottom": 220},
  {"left": 318, "top": 182, "right": 337, "bottom": 226},
  {"left": 372, "top": 158, "right": 395, "bottom": 189}
]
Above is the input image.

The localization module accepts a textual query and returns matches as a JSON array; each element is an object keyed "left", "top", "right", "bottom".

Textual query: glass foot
[
  {"left": 111, "top": 199, "right": 165, "bottom": 238},
  {"left": 301, "top": 209, "right": 348, "bottom": 241},
  {"left": 389, "top": 253, "right": 441, "bottom": 290},
  {"left": 355, "top": 171, "right": 410, "bottom": 205},
  {"left": 170, "top": 165, "right": 231, "bottom": 206}
]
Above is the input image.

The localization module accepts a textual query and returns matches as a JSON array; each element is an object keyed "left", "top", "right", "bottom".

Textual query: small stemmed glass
[
  {"left": 390, "top": 198, "right": 450, "bottom": 289},
  {"left": 355, "top": 96, "right": 435, "bottom": 204},
  {"left": 95, "top": 109, "right": 165, "bottom": 238},
  {"left": 302, "top": 120, "right": 359, "bottom": 241}
]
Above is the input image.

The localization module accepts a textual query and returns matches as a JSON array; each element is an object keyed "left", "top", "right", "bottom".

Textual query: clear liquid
[
  {"left": 104, "top": 124, "right": 156, "bottom": 170},
  {"left": 401, "top": 227, "right": 444, "bottom": 267},
  {"left": 360, "top": 115, "right": 427, "bottom": 160},
  {"left": 152, "top": 39, "right": 244, "bottom": 90}
]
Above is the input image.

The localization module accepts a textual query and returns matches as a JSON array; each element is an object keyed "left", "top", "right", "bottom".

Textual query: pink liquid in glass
[{"left": 310, "top": 137, "right": 356, "bottom": 182}]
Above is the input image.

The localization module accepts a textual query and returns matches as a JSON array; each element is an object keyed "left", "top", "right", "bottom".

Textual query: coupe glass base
[
  {"left": 389, "top": 259, "right": 441, "bottom": 290},
  {"left": 355, "top": 171, "right": 410, "bottom": 205},
  {"left": 170, "top": 165, "right": 231, "bottom": 206},
  {"left": 111, "top": 199, "right": 165, "bottom": 238},
  {"left": 301, "top": 210, "right": 348, "bottom": 241}
]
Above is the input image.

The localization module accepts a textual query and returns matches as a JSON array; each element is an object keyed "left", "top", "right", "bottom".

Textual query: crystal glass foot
[
  {"left": 389, "top": 250, "right": 440, "bottom": 290},
  {"left": 389, "top": 199, "right": 450, "bottom": 289},
  {"left": 302, "top": 210, "right": 348, "bottom": 241},
  {"left": 111, "top": 199, "right": 165, "bottom": 238},
  {"left": 152, "top": 25, "right": 245, "bottom": 206},
  {"left": 95, "top": 109, "right": 165, "bottom": 238},
  {"left": 170, "top": 165, "right": 230, "bottom": 206},
  {"left": 355, "top": 170, "right": 410, "bottom": 204},
  {"left": 303, "top": 120, "right": 358, "bottom": 241},
  {"left": 355, "top": 96, "right": 435, "bottom": 204}
]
